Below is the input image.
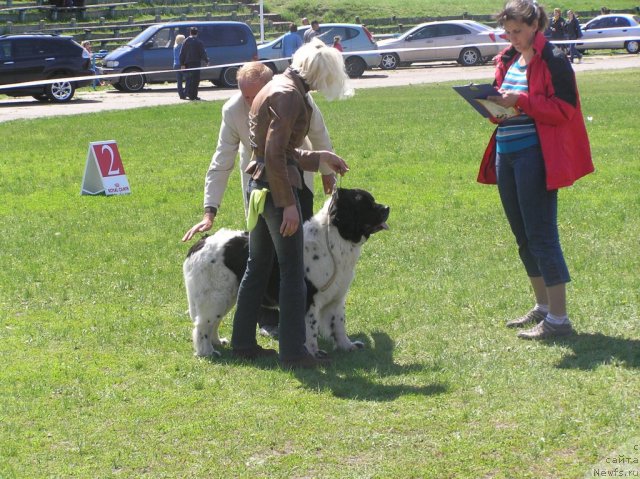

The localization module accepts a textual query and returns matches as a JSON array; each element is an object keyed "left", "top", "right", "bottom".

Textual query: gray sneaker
[
  {"left": 259, "top": 324, "right": 279, "bottom": 339},
  {"left": 517, "top": 319, "right": 574, "bottom": 340},
  {"left": 506, "top": 308, "right": 547, "bottom": 328}
]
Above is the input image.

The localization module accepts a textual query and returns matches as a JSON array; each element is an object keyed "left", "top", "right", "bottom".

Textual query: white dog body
[
  {"left": 183, "top": 188, "right": 390, "bottom": 358},
  {"left": 302, "top": 201, "right": 362, "bottom": 356}
]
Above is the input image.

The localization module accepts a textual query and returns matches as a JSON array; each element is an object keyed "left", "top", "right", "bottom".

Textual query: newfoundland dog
[{"left": 183, "top": 188, "right": 390, "bottom": 358}]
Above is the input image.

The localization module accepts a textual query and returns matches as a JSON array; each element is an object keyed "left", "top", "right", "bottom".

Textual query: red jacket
[{"left": 478, "top": 31, "right": 594, "bottom": 190}]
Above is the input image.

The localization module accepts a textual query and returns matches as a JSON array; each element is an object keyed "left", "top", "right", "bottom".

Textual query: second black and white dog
[{"left": 183, "top": 188, "right": 390, "bottom": 358}]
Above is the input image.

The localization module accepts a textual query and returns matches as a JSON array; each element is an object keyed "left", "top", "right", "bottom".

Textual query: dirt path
[{"left": 1, "top": 54, "right": 638, "bottom": 123}]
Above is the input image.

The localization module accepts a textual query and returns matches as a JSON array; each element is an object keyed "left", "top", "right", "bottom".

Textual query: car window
[
  {"left": 586, "top": 18, "right": 604, "bottom": 29},
  {"left": 201, "top": 25, "right": 249, "bottom": 47},
  {"left": 612, "top": 16, "right": 631, "bottom": 27},
  {"left": 0, "top": 40, "right": 11, "bottom": 61},
  {"left": 318, "top": 27, "right": 356, "bottom": 44},
  {"left": 42, "top": 39, "right": 77, "bottom": 56},
  {"left": 436, "top": 24, "right": 471, "bottom": 36},
  {"left": 13, "top": 40, "right": 45, "bottom": 59},
  {"left": 149, "top": 28, "right": 173, "bottom": 49},
  {"left": 411, "top": 26, "right": 438, "bottom": 40}
]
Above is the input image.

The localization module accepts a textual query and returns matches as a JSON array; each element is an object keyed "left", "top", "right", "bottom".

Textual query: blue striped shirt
[{"left": 496, "top": 59, "right": 539, "bottom": 154}]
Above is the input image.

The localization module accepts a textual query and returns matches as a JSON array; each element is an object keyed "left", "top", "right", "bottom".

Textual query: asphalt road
[{"left": 1, "top": 53, "right": 638, "bottom": 123}]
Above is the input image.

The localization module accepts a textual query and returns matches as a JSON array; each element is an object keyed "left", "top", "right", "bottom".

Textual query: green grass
[
  {"left": 1, "top": 69, "right": 639, "bottom": 478},
  {"left": 266, "top": 0, "right": 640, "bottom": 22}
]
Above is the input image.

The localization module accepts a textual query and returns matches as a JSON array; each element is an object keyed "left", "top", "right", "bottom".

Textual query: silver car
[
  {"left": 577, "top": 14, "right": 640, "bottom": 54},
  {"left": 378, "top": 20, "right": 505, "bottom": 69},
  {"left": 257, "top": 23, "right": 381, "bottom": 78}
]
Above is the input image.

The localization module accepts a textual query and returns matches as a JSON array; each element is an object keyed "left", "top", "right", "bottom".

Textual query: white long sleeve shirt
[{"left": 203, "top": 91, "right": 333, "bottom": 214}]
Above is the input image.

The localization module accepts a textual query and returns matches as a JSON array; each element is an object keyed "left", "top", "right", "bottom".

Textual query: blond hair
[
  {"left": 291, "top": 38, "right": 353, "bottom": 101},
  {"left": 174, "top": 34, "right": 186, "bottom": 46},
  {"left": 237, "top": 61, "right": 273, "bottom": 86}
]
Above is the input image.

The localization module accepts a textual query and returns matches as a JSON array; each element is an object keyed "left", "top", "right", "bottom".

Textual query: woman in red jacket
[{"left": 482, "top": 0, "right": 594, "bottom": 340}]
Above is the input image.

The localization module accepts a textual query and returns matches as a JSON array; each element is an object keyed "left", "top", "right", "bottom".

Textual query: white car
[
  {"left": 257, "top": 23, "right": 381, "bottom": 78},
  {"left": 378, "top": 20, "right": 505, "bottom": 69},
  {"left": 577, "top": 14, "right": 640, "bottom": 54}
]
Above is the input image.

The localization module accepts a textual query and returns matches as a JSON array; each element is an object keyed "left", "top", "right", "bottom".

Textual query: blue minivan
[{"left": 101, "top": 21, "right": 257, "bottom": 91}]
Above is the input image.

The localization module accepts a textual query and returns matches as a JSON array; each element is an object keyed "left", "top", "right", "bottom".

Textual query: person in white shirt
[{"left": 182, "top": 61, "right": 336, "bottom": 337}]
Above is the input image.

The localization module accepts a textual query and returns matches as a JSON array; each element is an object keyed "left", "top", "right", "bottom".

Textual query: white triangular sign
[{"left": 81, "top": 140, "right": 131, "bottom": 196}]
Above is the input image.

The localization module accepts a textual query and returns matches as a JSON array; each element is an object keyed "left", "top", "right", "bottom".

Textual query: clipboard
[{"left": 452, "top": 83, "right": 519, "bottom": 120}]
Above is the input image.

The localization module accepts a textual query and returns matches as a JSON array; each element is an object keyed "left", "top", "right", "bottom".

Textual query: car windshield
[{"left": 127, "top": 27, "right": 158, "bottom": 47}]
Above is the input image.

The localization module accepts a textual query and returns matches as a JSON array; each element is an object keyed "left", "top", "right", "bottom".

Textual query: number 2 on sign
[
  {"left": 102, "top": 144, "right": 120, "bottom": 175},
  {"left": 93, "top": 142, "right": 125, "bottom": 178}
]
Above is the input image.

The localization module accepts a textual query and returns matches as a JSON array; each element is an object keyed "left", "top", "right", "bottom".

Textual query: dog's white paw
[
  {"left": 215, "top": 337, "right": 229, "bottom": 346},
  {"left": 194, "top": 347, "right": 222, "bottom": 358},
  {"left": 350, "top": 340, "right": 365, "bottom": 351},
  {"left": 315, "top": 349, "right": 329, "bottom": 359}
]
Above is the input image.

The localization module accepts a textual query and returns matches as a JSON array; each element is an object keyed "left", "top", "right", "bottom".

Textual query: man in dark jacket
[{"left": 180, "top": 27, "right": 209, "bottom": 101}]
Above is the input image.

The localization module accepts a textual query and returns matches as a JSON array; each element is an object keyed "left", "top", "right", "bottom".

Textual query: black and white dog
[{"left": 183, "top": 188, "right": 390, "bottom": 357}]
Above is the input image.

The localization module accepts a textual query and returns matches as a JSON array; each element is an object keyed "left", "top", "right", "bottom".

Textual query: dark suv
[{"left": 0, "top": 34, "right": 94, "bottom": 102}]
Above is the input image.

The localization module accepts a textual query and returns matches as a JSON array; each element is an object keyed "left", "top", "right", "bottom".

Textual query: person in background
[
  {"left": 282, "top": 23, "right": 303, "bottom": 60},
  {"left": 301, "top": 17, "right": 310, "bottom": 26},
  {"left": 181, "top": 61, "right": 336, "bottom": 338},
  {"left": 332, "top": 35, "right": 343, "bottom": 52},
  {"left": 180, "top": 27, "right": 209, "bottom": 101},
  {"left": 231, "top": 39, "right": 353, "bottom": 368},
  {"left": 481, "top": 0, "right": 594, "bottom": 339},
  {"left": 81, "top": 40, "right": 102, "bottom": 89},
  {"left": 303, "top": 20, "right": 321, "bottom": 43},
  {"left": 549, "top": 7, "right": 566, "bottom": 41},
  {"left": 565, "top": 10, "right": 583, "bottom": 64},
  {"left": 173, "top": 34, "right": 186, "bottom": 99}
]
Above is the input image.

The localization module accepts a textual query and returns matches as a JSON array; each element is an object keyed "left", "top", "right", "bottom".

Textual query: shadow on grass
[
  {"left": 296, "top": 331, "right": 447, "bottom": 401},
  {"left": 551, "top": 333, "right": 640, "bottom": 370},
  {"left": 212, "top": 332, "right": 447, "bottom": 401}
]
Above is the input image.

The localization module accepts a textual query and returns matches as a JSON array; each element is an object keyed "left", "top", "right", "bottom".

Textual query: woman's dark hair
[
  {"left": 289, "top": 22, "right": 297, "bottom": 32},
  {"left": 496, "top": 0, "right": 548, "bottom": 32}
]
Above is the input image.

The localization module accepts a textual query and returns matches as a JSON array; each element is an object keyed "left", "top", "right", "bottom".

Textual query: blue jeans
[
  {"left": 232, "top": 180, "right": 308, "bottom": 360},
  {"left": 175, "top": 68, "right": 185, "bottom": 98},
  {"left": 496, "top": 145, "right": 571, "bottom": 287},
  {"left": 569, "top": 42, "right": 583, "bottom": 62}
]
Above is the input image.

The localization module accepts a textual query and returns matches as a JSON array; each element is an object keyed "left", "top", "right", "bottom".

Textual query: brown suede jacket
[{"left": 246, "top": 68, "right": 322, "bottom": 208}]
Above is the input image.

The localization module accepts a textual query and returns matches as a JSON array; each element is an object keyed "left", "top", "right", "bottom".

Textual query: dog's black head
[{"left": 329, "top": 188, "right": 390, "bottom": 243}]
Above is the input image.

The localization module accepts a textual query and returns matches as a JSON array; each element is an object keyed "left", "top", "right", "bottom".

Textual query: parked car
[
  {"left": 257, "top": 23, "right": 381, "bottom": 78},
  {"left": 101, "top": 21, "right": 257, "bottom": 92},
  {"left": 0, "top": 34, "right": 94, "bottom": 102},
  {"left": 377, "top": 20, "right": 505, "bottom": 69},
  {"left": 576, "top": 14, "right": 640, "bottom": 54}
]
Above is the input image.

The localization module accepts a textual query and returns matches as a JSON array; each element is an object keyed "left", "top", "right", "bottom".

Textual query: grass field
[
  {"left": 1, "top": 69, "right": 639, "bottom": 478},
  {"left": 267, "top": 0, "right": 640, "bottom": 22}
]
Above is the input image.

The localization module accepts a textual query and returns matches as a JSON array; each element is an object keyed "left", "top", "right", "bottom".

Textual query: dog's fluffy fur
[{"left": 183, "top": 188, "right": 390, "bottom": 357}]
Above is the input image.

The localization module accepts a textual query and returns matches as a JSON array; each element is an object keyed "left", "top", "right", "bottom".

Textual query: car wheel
[
  {"left": 45, "top": 80, "right": 75, "bottom": 102},
  {"left": 345, "top": 56, "right": 366, "bottom": 78},
  {"left": 32, "top": 94, "right": 50, "bottom": 102},
  {"left": 219, "top": 66, "right": 239, "bottom": 88},
  {"left": 121, "top": 69, "right": 145, "bottom": 92},
  {"left": 113, "top": 82, "right": 125, "bottom": 91},
  {"left": 379, "top": 53, "right": 399, "bottom": 70},
  {"left": 624, "top": 40, "right": 639, "bottom": 54},
  {"left": 459, "top": 47, "right": 482, "bottom": 66}
]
